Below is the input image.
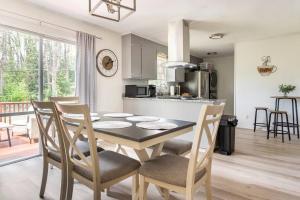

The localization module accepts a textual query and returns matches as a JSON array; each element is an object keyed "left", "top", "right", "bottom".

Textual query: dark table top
[
  {"left": 90, "top": 114, "right": 196, "bottom": 142},
  {"left": 271, "top": 96, "right": 300, "bottom": 99}
]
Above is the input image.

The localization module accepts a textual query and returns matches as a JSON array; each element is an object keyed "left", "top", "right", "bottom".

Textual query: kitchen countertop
[{"left": 123, "top": 97, "right": 225, "bottom": 103}]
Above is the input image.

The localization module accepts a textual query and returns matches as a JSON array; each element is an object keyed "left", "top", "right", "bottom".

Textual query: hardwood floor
[{"left": 0, "top": 128, "right": 299, "bottom": 200}]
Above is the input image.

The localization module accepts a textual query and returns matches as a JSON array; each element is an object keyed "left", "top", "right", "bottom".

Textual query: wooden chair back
[
  {"left": 50, "top": 96, "right": 80, "bottom": 104},
  {"left": 55, "top": 103, "right": 100, "bottom": 183},
  {"left": 186, "top": 103, "right": 225, "bottom": 187},
  {"left": 31, "top": 101, "right": 65, "bottom": 161}
]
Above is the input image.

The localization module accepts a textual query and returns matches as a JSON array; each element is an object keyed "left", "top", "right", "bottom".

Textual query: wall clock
[{"left": 96, "top": 49, "right": 118, "bottom": 77}]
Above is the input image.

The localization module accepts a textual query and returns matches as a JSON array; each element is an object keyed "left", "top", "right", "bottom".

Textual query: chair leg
[
  {"left": 162, "top": 188, "right": 170, "bottom": 200},
  {"left": 139, "top": 175, "right": 148, "bottom": 200},
  {"left": 60, "top": 167, "right": 67, "bottom": 200},
  {"left": 132, "top": 173, "right": 139, "bottom": 200},
  {"left": 186, "top": 189, "right": 194, "bottom": 200},
  {"left": 39, "top": 158, "right": 49, "bottom": 198},
  {"left": 93, "top": 190, "right": 101, "bottom": 200},
  {"left": 66, "top": 171, "right": 74, "bottom": 200},
  {"left": 6, "top": 128, "right": 12, "bottom": 147},
  {"left": 205, "top": 174, "right": 212, "bottom": 200}
]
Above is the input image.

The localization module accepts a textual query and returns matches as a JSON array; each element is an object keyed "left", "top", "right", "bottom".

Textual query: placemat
[
  {"left": 136, "top": 121, "right": 178, "bottom": 130},
  {"left": 93, "top": 121, "right": 132, "bottom": 129}
]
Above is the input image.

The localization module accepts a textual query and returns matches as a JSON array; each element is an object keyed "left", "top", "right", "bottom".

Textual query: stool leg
[
  {"left": 294, "top": 99, "right": 299, "bottom": 139},
  {"left": 280, "top": 113, "right": 284, "bottom": 143},
  {"left": 254, "top": 109, "right": 258, "bottom": 132},
  {"left": 265, "top": 110, "right": 269, "bottom": 130},
  {"left": 6, "top": 128, "right": 12, "bottom": 147},
  {"left": 274, "top": 113, "right": 278, "bottom": 138},
  {"left": 286, "top": 113, "right": 291, "bottom": 141},
  {"left": 267, "top": 113, "right": 272, "bottom": 139},
  {"left": 291, "top": 99, "right": 295, "bottom": 134}
]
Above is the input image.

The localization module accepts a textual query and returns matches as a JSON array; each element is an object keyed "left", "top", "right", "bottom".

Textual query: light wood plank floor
[{"left": 0, "top": 128, "right": 299, "bottom": 200}]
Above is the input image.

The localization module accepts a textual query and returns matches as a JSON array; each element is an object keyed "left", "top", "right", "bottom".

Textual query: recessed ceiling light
[
  {"left": 207, "top": 52, "right": 218, "bottom": 56},
  {"left": 209, "top": 33, "right": 225, "bottom": 39}
]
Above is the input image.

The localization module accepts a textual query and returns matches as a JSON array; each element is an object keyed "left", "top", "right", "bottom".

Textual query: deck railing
[{"left": 0, "top": 102, "right": 31, "bottom": 123}]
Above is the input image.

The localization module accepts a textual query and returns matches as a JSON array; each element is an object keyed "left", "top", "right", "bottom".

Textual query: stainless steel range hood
[{"left": 164, "top": 20, "right": 197, "bottom": 68}]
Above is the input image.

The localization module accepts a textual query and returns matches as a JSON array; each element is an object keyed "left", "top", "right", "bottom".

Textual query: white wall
[
  {"left": 204, "top": 56, "right": 234, "bottom": 115},
  {"left": 235, "top": 34, "right": 300, "bottom": 129},
  {"left": 0, "top": 0, "right": 123, "bottom": 112}
]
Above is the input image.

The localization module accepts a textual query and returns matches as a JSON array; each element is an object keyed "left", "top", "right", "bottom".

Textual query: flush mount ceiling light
[
  {"left": 207, "top": 52, "right": 218, "bottom": 56},
  {"left": 209, "top": 33, "right": 225, "bottom": 39},
  {"left": 89, "top": 0, "right": 136, "bottom": 22}
]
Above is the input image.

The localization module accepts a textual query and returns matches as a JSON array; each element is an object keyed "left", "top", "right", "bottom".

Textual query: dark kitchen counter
[{"left": 123, "top": 96, "right": 225, "bottom": 104}]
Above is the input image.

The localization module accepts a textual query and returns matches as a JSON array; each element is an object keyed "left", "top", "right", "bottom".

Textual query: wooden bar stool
[
  {"left": 267, "top": 110, "right": 291, "bottom": 143},
  {"left": 253, "top": 107, "right": 268, "bottom": 132}
]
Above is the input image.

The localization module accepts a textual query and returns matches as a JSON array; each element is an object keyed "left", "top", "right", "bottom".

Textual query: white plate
[
  {"left": 63, "top": 113, "right": 100, "bottom": 121},
  {"left": 136, "top": 121, "right": 178, "bottom": 130},
  {"left": 103, "top": 113, "right": 134, "bottom": 118},
  {"left": 93, "top": 121, "right": 132, "bottom": 129},
  {"left": 126, "top": 116, "right": 160, "bottom": 122}
]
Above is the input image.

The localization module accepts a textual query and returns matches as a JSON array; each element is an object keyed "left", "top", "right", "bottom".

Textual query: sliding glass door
[
  {"left": 0, "top": 25, "right": 76, "bottom": 165},
  {"left": 42, "top": 38, "right": 76, "bottom": 100}
]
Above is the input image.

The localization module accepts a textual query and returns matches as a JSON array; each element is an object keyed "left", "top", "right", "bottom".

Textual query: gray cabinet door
[
  {"left": 141, "top": 40, "right": 157, "bottom": 79},
  {"left": 131, "top": 42, "right": 142, "bottom": 79}
]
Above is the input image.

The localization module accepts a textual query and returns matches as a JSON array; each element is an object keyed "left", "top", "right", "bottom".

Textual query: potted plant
[{"left": 279, "top": 84, "right": 296, "bottom": 97}]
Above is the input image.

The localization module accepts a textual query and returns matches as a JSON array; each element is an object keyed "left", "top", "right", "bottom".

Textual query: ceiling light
[
  {"left": 209, "top": 33, "right": 225, "bottom": 39},
  {"left": 207, "top": 52, "right": 218, "bottom": 56},
  {"left": 89, "top": 0, "right": 136, "bottom": 22}
]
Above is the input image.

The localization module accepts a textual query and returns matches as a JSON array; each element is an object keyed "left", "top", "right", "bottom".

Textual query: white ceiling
[{"left": 26, "top": 0, "right": 300, "bottom": 57}]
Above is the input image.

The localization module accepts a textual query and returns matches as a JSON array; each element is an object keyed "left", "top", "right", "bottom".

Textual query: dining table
[{"left": 85, "top": 114, "right": 196, "bottom": 162}]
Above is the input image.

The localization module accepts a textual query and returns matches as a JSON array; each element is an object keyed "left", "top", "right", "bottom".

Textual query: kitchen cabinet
[
  {"left": 141, "top": 40, "right": 157, "bottom": 79},
  {"left": 122, "top": 33, "right": 158, "bottom": 80}
]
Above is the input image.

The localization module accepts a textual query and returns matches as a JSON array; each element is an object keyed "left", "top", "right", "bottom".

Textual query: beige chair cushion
[
  {"left": 48, "top": 140, "right": 104, "bottom": 162},
  {"left": 139, "top": 154, "right": 206, "bottom": 187},
  {"left": 74, "top": 150, "right": 141, "bottom": 183},
  {"left": 162, "top": 139, "right": 193, "bottom": 155}
]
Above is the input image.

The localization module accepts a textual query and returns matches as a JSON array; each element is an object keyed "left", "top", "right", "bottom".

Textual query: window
[
  {"left": 148, "top": 52, "right": 168, "bottom": 95},
  {"left": 0, "top": 27, "right": 40, "bottom": 101},
  {"left": 0, "top": 26, "right": 76, "bottom": 102},
  {"left": 43, "top": 38, "right": 76, "bottom": 100}
]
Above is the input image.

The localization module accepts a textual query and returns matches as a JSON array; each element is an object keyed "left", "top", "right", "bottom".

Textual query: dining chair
[
  {"left": 31, "top": 101, "right": 68, "bottom": 200},
  {"left": 49, "top": 96, "right": 80, "bottom": 104},
  {"left": 32, "top": 101, "right": 103, "bottom": 200},
  {"left": 55, "top": 103, "right": 141, "bottom": 200},
  {"left": 139, "top": 103, "right": 225, "bottom": 200}
]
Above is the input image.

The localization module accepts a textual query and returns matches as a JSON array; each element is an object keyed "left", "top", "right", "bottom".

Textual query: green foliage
[
  {"left": 0, "top": 29, "right": 76, "bottom": 102},
  {"left": 279, "top": 84, "right": 296, "bottom": 96}
]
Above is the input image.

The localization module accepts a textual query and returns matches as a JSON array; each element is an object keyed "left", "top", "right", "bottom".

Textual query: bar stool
[
  {"left": 267, "top": 110, "right": 291, "bottom": 143},
  {"left": 253, "top": 107, "right": 269, "bottom": 132}
]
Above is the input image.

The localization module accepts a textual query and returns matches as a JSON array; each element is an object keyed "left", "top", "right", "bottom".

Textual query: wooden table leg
[{"left": 115, "top": 144, "right": 129, "bottom": 156}]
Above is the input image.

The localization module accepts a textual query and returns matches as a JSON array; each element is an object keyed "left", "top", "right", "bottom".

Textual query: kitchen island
[{"left": 123, "top": 97, "right": 225, "bottom": 141}]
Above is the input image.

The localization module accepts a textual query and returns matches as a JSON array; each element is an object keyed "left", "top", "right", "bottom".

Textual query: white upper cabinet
[{"left": 122, "top": 34, "right": 162, "bottom": 80}]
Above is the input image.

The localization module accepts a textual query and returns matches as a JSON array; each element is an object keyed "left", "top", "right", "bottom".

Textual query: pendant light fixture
[{"left": 89, "top": 0, "right": 136, "bottom": 22}]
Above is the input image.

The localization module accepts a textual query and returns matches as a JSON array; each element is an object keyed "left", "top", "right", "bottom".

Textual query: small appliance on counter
[{"left": 125, "top": 85, "right": 156, "bottom": 98}]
